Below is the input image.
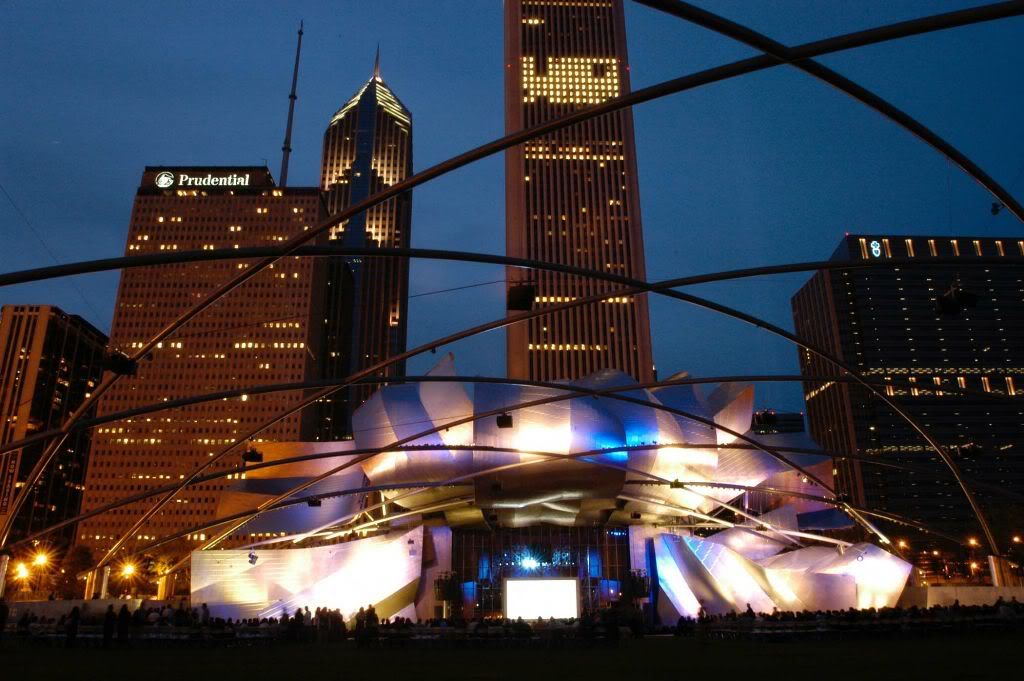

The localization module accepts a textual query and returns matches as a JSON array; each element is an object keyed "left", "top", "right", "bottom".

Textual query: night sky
[{"left": 1, "top": 1, "right": 1021, "bottom": 411}]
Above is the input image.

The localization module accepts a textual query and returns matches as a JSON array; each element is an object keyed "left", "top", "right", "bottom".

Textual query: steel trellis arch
[
  {"left": 3, "top": 0, "right": 1019, "bottom": 550},
  {"left": 638, "top": 0, "right": 1024, "bottom": 223},
  {"left": 1, "top": 368, "right": 1007, "bottom": 459}
]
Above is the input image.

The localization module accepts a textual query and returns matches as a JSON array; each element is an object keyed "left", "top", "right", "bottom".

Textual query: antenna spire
[
  {"left": 279, "top": 20, "right": 303, "bottom": 188},
  {"left": 374, "top": 43, "right": 381, "bottom": 79}
]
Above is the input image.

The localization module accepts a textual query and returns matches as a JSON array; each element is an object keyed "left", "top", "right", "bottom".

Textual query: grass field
[{"left": 1, "top": 632, "right": 1019, "bottom": 680}]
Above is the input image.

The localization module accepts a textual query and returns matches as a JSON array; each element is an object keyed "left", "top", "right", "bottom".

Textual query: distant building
[
  {"left": 0, "top": 305, "right": 107, "bottom": 546},
  {"left": 751, "top": 410, "right": 805, "bottom": 435},
  {"left": 76, "top": 167, "right": 325, "bottom": 560},
  {"left": 319, "top": 55, "right": 413, "bottom": 438},
  {"left": 792, "top": 234, "right": 1024, "bottom": 555},
  {"left": 504, "top": 0, "right": 654, "bottom": 383}
]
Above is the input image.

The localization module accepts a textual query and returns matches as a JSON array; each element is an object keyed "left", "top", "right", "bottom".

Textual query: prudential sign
[{"left": 154, "top": 171, "right": 252, "bottom": 189}]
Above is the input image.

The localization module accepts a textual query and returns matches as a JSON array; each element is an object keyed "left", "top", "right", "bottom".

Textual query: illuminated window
[
  {"left": 905, "top": 238, "right": 915, "bottom": 257},
  {"left": 858, "top": 238, "right": 869, "bottom": 259},
  {"left": 973, "top": 239, "right": 982, "bottom": 256},
  {"left": 950, "top": 239, "right": 960, "bottom": 256},
  {"left": 1007, "top": 377, "right": 1017, "bottom": 396},
  {"left": 981, "top": 376, "right": 991, "bottom": 392},
  {"left": 995, "top": 240, "right": 1005, "bottom": 256},
  {"left": 928, "top": 239, "right": 937, "bottom": 256}
]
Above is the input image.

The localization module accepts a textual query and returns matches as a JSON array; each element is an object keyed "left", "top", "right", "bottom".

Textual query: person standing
[
  {"left": 102, "top": 604, "right": 116, "bottom": 649},
  {"left": 117, "top": 604, "right": 131, "bottom": 647},
  {"left": 65, "top": 606, "right": 80, "bottom": 648},
  {"left": 0, "top": 597, "right": 9, "bottom": 643}
]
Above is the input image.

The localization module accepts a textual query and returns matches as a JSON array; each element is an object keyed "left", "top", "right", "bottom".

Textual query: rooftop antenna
[{"left": 279, "top": 20, "right": 303, "bottom": 188}]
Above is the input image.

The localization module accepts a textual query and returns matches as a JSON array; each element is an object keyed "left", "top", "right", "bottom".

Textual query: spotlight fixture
[
  {"left": 506, "top": 284, "right": 536, "bottom": 311},
  {"left": 496, "top": 413, "right": 513, "bottom": 429},
  {"left": 248, "top": 550, "right": 258, "bottom": 566},
  {"left": 241, "top": 448, "right": 263, "bottom": 463},
  {"left": 104, "top": 351, "right": 138, "bottom": 376},
  {"left": 307, "top": 498, "right": 322, "bottom": 507}
]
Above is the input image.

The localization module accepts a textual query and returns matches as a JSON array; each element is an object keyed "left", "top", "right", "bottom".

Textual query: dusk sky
[{"left": 1, "top": 1, "right": 1021, "bottom": 411}]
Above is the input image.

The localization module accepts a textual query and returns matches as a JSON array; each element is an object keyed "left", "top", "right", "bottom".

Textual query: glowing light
[
  {"left": 14, "top": 562, "right": 30, "bottom": 579},
  {"left": 898, "top": 540, "right": 908, "bottom": 549},
  {"left": 968, "top": 538, "right": 979, "bottom": 547},
  {"left": 1013, "top": 536, "right": 1022, "bottom": 544},
  {"left": 504, "top": 579, "right": 578, "bottom": 620},
  {"left": 33, "top": 552, "right": 49, "bottom": 567},
  {"left": 521, "top": 556, "right": 539, "bottom": 570},
  {"left": 121, "top": 563, "right": 137, "bottom": 578}
]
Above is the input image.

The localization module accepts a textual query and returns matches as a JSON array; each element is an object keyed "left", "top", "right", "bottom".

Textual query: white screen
[{"left": 504, "top": 579, "right": 579, "bottom": 620}]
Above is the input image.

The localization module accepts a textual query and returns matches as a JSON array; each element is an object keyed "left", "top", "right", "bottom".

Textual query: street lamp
[{"left": 120, "top": 563, "right": 136, "bottom": 578}]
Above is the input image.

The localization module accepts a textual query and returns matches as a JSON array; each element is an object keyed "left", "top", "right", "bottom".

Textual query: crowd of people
[
  {"left": 674, "top": 598, "right": 1024, "bottom": 640},
  {"left": 2, "top": 596, "right": 1022, "bottom": 649}
]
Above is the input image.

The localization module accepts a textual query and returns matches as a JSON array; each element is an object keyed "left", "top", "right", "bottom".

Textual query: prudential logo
[{"left": 155, "top": 171, "right": 175, "bottom": 189}]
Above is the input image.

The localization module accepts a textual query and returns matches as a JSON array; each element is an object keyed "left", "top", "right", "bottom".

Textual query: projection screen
[{"left": 504, "top": 578, "right": 579, "bottom": 620}]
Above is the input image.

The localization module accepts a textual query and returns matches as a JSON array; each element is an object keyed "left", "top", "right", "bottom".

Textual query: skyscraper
[
  {"left": 77, "top": 167, "right": 324, "bottom": 559},
  {"left": 319, "top": 54, "right": 413, "bottom": 438},
  {"left": 504, "top": 0, "right": 654, "bottom": 382},
  {"left": 0, "top": 305, "right": 107, "bottom": 546},
  {"left": 792, "top": 234, "right": 1024, "bottom": 558}
]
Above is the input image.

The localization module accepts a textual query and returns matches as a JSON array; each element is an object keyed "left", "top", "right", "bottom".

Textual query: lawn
[{"left": 1, "top": 632, "right": 1018, "bottom": 680}]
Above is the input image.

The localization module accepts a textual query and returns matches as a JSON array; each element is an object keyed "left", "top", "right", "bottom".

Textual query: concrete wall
[{"left": 898, "top": 586, "right": 1024, "bottom": 608}]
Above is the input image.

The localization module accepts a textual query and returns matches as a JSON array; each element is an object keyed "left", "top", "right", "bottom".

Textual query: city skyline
[{"left": 2, "top": 1, "right": 1023, "bottom": 414}]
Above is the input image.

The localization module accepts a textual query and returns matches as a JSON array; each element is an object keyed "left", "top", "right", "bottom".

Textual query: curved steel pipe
[
  {"left": 637, "top": 0, "right": 1024, "bottom": 223},
  {"left": 3, "top": 1, "right": 1017, "bottom": 548},
  {"left": 3, "top": 370, "right": 1004, "bottom": 458}
]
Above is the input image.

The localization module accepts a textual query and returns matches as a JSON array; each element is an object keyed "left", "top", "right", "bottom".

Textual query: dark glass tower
[
  {"left": 319, "top": 55, "right": 413, "bottom": 438},
  {"left": 504, "top": 0, "right": 654, "bottom": 383},
  {"left": 0, "top": 305, "right": 107, "bottom": 546},
  {"left": 792, "top": 235, "right": 1024, "bottom": 567}
]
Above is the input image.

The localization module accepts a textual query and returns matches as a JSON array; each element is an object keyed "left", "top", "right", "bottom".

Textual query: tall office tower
[
  {"left": 0, "top": 305, "right": 107, "bottom": 546},
  {"left": 504, "top": 0, "right": 654, "bottom": 382},
  {"left": 319, "top": 55, "right": 413, "bottom": 439},
  {"left": 77, "top": 167, "right": 323, "bottom": 561},
  {"left": 793, "top": 235, "right": 1024, "bottom": 555}
]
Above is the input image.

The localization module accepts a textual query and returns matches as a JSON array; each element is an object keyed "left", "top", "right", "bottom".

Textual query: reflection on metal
[{"left": 191, "top": 525, "right": 423, "bottom": 620}]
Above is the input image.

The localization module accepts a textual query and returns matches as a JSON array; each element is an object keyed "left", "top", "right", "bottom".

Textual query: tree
[{"left": 53, "top": 545, "right": 95, "bottom": 600}]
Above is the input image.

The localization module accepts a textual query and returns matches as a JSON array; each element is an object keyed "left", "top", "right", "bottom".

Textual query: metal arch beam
[
  {"left": 91, "top": 254, "right": 1004, "bottom": 563},
  {"left": 4, "top": 369, "right": 1006, "bottom": 458},
  {"left": 0, "top": 247, "right": 1017, "bottom": 291},
  {"left": 2, "top": 0, "right": 1018, "bottom": 548},
  {"left": 14, "top": 435, "right": 945, "bottom": 551},
  {"left": 637, "top": 0, "right": 1024, "bottom": 223}
]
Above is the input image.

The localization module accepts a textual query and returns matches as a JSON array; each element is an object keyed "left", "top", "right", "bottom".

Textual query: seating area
[{"left": 675, "top": 601, "right": 1024, "bottom": 642}]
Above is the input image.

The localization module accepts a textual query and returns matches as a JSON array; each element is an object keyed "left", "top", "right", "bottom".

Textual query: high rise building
[
  {"left": 319, "top": 55, "right": 413, "bottom": 438},
  {"left": 504, "top": 0, "right": 654, "bottom": 383},
  {"left": 792, "top": 234, "right": 1024, "bottom": 555},
  {"left": 0, "top": 305, "right": 107, "bottom": 546},
  {"left": 77, "top": 167, "right": 324, "bottom": 559}
]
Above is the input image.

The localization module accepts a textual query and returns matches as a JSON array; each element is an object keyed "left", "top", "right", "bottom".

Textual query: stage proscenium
[{"left": 504, "top": 578, "right": 579, "bottom": 620}]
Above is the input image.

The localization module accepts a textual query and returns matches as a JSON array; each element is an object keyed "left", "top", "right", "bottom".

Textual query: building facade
[
  {"left": 76, "top": 167, "right": 325, "bottom": 560},
  {"left": 792, "top": 234, "right": 1024, "bottom": 559},
  {"left": 319, "top": 57, "right": 413, "bottom": 438},
  {"left": 0, "top": 305, "right": 107, "bottom": 546},
  {"left": 504, "top": 0, "right": 654, "bottom": 382}
]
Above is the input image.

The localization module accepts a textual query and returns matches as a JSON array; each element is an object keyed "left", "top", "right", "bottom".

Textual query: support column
[
  {"left": 156, "top": 574, "right": 170, "bottom": 600},
  {"left": 0, "top": 554, "right": 9, "bottom": 599},
  {"left": 84, "top": 570, "right": 95, "bottom": 600},
  {"left": 99, "top": 565, "right": 111, "bottom": 599}
]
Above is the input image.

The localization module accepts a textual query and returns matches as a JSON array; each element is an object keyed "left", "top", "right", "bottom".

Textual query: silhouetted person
[
  {"left": 117, "top": 604, "right": 131, "bottom": 647},
  {"left": 103, "top": 604, "right": 116, "bottom": 648},
  {"left": 65, "top": 606, "right": 80, "bottom": 648}
]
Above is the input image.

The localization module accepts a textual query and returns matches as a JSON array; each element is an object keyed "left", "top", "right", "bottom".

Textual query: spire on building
[
  {"left": 373, "top": 43, "right": 381, "bottom": 80},
  {"left": 279, "top": 20, "right": 304, "bottom": 187}
]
